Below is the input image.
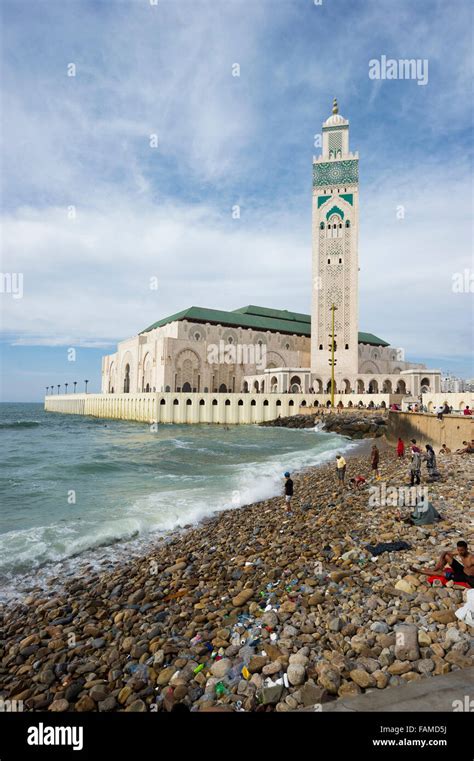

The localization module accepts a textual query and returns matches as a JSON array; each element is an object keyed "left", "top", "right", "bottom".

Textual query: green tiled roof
[
  {"left": 357, "top": 332, "right": 389, "bottom": 347},
  {"left": 141, "top": 305, "right": 389, "bottom": 346}
]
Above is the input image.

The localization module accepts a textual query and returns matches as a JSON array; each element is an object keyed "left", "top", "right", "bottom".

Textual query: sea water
[{"left": 0, "top": 403, "right": 356, "bottom": 601}]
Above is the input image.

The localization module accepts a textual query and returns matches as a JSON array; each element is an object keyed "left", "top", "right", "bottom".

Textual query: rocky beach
[{"left": 1, "top": 436, "right": 473, "bottom": 714}]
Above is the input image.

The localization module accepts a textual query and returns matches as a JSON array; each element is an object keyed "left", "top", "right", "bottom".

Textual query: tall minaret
[{"left": 311, "top": 99, "right": 359, "bottom": 384}]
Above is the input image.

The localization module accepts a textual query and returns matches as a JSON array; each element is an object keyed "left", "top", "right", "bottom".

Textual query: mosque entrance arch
[{"left": 123, "top": 364, "right": 130, "bottom": 393}]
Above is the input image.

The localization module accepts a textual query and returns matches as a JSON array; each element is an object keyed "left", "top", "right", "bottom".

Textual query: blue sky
[{"left": 1, "top": 0, "right": 472, "bottom": 401}]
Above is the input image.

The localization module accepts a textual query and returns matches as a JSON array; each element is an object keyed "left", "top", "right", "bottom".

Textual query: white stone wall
[
  {"left": 45, "top": 391, "right": 398, "bottom": 425},
  {"left": 101, "top": 319, "right": 310, "bottom": 395}
]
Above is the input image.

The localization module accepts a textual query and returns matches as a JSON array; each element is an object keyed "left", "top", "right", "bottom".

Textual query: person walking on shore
[
  {"left": 424, "top": 444, "right": 441, "bottom": 481},
  {"left": 335, "top": 454, "right": 346, "bottom": 488},
  {"left": 283, "top": 471, "right": 293, "bottom": 513},
  {"left": 371, "top": 444, "right": 380, "bottom": 480},
  {"left": 396, "top": 437, "right": 405, "bottom": 458},
  {"left": 409, "top": 445, "right": 422, "bottom": 486}
]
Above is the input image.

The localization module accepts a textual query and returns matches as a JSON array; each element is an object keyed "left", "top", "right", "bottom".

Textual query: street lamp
[
  {"left": 65, "top": 383, "right": 68, "bottom": 394},
  {"left": 57, "top": 384, "right": 61, "bottom": 394},
  {"left": 46, "top": 386, "right": 49, "bottom": 396},
  {"left": 73, "top": 381, "right": 77, "bottom": 393},
  {"left": 84, "top": 380, "right": 89, "bottom": 393}
]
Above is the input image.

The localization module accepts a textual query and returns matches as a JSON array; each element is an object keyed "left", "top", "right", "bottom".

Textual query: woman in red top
[{"left": 397, "top": 437, "right": 405, "bottom": 458}]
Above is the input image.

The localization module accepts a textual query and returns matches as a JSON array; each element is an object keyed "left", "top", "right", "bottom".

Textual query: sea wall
[
  {"left": 45, "top": 392, "right": 395, "bottom": 425},
  {"left": 387, "top": 411, "right": 473, "bottom": 450}
]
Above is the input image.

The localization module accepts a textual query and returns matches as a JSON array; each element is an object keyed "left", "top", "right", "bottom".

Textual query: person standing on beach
[
  {"left": 335, "top": 454, "right": 346, "bottom": 487},
  {"left": 397, "top": 437, "right": 405, "bottom": 458},
  {"left": 371, "top": 444, "right": 380, "bottom": 480},
  {"left": 424, "top": 444, "right": 440, "bottom": 481},
  {"left": 283, "top": 472, "right": 293, "bottom": 513},
  {"left": 409, "top": 444, "right": 422, "bottom": 486}
]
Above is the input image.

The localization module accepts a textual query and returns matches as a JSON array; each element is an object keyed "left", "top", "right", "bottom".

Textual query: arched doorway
[
  {"left": 368, "top": 379, "right": 379, "bottom": 393},
  {"left": 396, "top": 380, "right": 407, "bottom": 394},
  {"left": 182, "top": 382, "right": 192, "bottom": 392},
  {"left": 219, "top": 383, "right": 227, "bottom": 393},
  {"left": 123, "top": 364, "right": 130, "bottom": 393},
  {"left": 326, "top": 379, "right": 336, "bottom": 394},
  {"left": 382, "top": 379, "right": 392, "bottom": 393},
  {"left": 342, "top": 379, "right": 351, "bottom": 393},
  {"left": 356, "top": 379, "right": 364, "bottom": 393},
  {"left": 420, "top": 377, "right": 430, "bottom": 393}
]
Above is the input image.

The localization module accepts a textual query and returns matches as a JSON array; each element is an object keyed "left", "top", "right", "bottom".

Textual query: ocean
[{"left": 0, "top": 402, "right": 356, "bottom": 601}]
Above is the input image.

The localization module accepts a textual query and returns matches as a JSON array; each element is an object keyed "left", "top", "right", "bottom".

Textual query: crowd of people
[{"left": 281, "top": 432, "right": 473, "bottom": 588}]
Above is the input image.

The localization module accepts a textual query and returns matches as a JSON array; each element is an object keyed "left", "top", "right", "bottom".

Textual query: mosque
[{"left": 101, "top": 101, "right": 440, "bottom": 401}]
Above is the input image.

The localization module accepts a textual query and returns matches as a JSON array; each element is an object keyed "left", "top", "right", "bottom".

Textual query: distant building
[{"left": 441, "top": 374, "right": 468, "bottom": 393}]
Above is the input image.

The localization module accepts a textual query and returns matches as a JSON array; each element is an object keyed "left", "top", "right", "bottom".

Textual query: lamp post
[
  {"left": 84, "top": 380, "right": 89, "bottom": 394},
  {"left": 328, "top": 303, "right": 337, "bottom": 409},
  {"left": 57, "top": 384, "right": 61, "bottom": 394},
  {"left": 73, "top": 381, "right": 77, "bottom": 393},
  {"left": 46, "top": 386, "right": 49, "bottom": 396},
  {"left": 65, "top": 383, "right": 68, "bottom": 394}
]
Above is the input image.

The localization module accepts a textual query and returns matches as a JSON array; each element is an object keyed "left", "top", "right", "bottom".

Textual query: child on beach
[
  {"left": 283, "top": 472, "right": 293, "bottom": 513},
  {"left": 349, "top": 475, "right": 366, "bottom": 490},
  {"left": 396, "top": 437, "right": 405, "bottom": 458}
]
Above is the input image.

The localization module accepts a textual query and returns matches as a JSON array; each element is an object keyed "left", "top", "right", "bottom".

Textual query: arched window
[
  {"left": 276, "top": 400, "right": 282, "bottom": 406},
  {"left": 251, "top": 399, "right": 256, "bottom": 406},
  {"left": 173, "top": 399, "right": 179, "bottom": 405},
  {"left": 160, "top": 399, "right": 166, "bottom": 405},
  {"left": 320, "top": 222, "right": 325, "bottom": 230},
  {"left": 345, "top": 220, "right": 351, "bottom": 228},
  {"left": 212, "top": 399, "right": 218, "bottom": 406},
  {"left": 319, "top": 344, "right": 323, "bottom": 350},
  {"left": 186, "top": 399, "right": 192, "bottom": 405},
  {"left": 238, "top": 399, "right": 244, "bottom": 406},
  {"left": 263, "top": 400, "right": 269, "bottom": 406},
  {"left": 225, "top": 399, "right": 231, "bottom": 406},
  {"left": 289, "top": 400, "right": 294, "bottom": 406},
  {"left": 199, "top": 399, "right": 205, "bottom": 405}
]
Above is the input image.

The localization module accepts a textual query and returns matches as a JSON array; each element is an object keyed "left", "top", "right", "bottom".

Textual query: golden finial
[{"left": 332, "top": 97, "right": 338, "bottom": 114}]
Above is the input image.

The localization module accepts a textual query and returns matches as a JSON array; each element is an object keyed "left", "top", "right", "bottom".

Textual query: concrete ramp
[{"left": 301, "top": 668, "right": 474, "bottom": 712}]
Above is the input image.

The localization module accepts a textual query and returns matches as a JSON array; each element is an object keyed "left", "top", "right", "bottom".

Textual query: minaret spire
[{"left": 332, "top": 97, "right": 338, "bottom": 114}]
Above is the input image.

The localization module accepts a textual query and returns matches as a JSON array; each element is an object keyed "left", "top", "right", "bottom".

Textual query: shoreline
[
  {"left": 0, "top": 427, "right": 368, "bottom": 606},
  {"left": 1, "top": 438, "right": 472, "bottom": 713}
]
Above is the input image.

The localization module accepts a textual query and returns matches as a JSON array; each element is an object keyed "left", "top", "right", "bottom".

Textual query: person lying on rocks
[
  {"left": 455, "top": 440, "right": 474, "bottom": 454},
  {"left": 410, "top": 541, "right": 474, "bottom": 587}
]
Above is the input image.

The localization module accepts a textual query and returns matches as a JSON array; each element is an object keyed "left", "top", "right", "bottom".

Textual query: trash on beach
[
  {"left": 193, "top": 663, "right": 204, "bottom": 674},
  {"left": 365, "top": 540, "right": 412, "bottom": 556}
]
